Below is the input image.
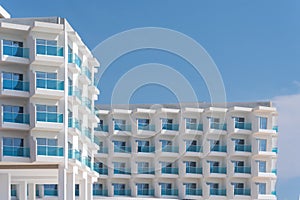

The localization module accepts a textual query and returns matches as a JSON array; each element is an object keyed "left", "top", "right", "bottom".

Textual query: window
[
  {"left": 259, "top": 117, "right": 268, "bottom": 129},
  {"left": 37, "top": 138, "right": 58, "bottom": 146},
  {"left": 209, "top": 161, "right": 220, "bottom": 167},
  {"left": 209, "top": 183, "right": 219, "bottom": 189},
  {"left": 36, "top": 71, "right": 59, "bottom": 90},
  {"left": 3, "top": 105, "right": 24, "bottom": 114},
  {"left": 3, "top": 137, "right": 24, "bottom": 147},
  {"left": 93, "top": 183, "right": 103, "bottom": 191},
  {"left": 3, "top": 105, "right": 26, "bottom": 124},
  {"left": 209, "top": 117, "right": 221, "bottom": 129},
  {"left": 186, "top": 140, "right": 197, "bottom": 147},
  {"left": 36, "top": 104, "right": 57, "bottom": 113},
  {"left": 113, "top": 183, "right": 125, "bottom": 190},
  {"left": 161, "top": 140, "right": 172, "bottom": 148},
  {"left": 137, "top": 183, "right": 149, "bottom": 191},
  {"left": 113, "top": 141, "right": 126, "bottom": 148},
  {"left": 233, "top": 161, "right": 244, "bottom": 167},
  {"left": 44, "top": 184, "right": 58, "bottom": 195},
  {"left": 258, "top": 139, "right": 267, "bottom": 151},
  {"left": 186, "top": 118, "right": 197, "bottom": 129},
  {"left": 160, "top": 183, "right": 172, "bottom": 190},
  {"left": 114, "top": 119, "right": 126, "bottom": 130},
  {"left": 138, "top": 118, "right": 149, "bottom": 126},
  {"left": 234, "top": 117, "right": 245, "bottom": 128},
  {"left": 258, "top": 161, "right": 266, "bottom": 173},
  {"left": 3, "top": 40, "right": 26, "bottom": 58},
  {"left": 186, "top": 161, "right": 197, "bottom": 168},
  {"left": 185, "top": 183, "right": 196, "bottom": 190},
  {"left": 137, "top": 140, "right": 150, "bottom": 148},
  {"left": 36, "top": 39, "right": 62, "bottom": 56},
  {"left": 161, "top": 162, "right": 172, "bottom": 168},
  {"left": 234, "top": 139, "right": 245, "bottom": 145},
  {"left": 258, "top": 183, "right": 266, "bottom": 194},
  {"left": 137, "top": 162, "right": 149, "bottom": 169},
  {"left": 2, "top": 72, "right": 25, "bottom": 91}
]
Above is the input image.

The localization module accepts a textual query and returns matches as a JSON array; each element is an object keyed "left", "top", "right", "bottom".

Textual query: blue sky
[{"left": 2, "top": 0, "right": 300, "bottom": 199}]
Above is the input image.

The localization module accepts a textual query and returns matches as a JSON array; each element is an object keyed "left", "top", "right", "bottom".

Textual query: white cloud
[{"left": 272, "top": 93, "right": 300, "bottom": 179}]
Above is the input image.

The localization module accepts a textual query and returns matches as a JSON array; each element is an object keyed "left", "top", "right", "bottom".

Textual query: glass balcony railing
[
  {"left": 210, "top": 188, "right": 226, "bottom": 196},
  {"left": 3, "top": 45, "right": 29, "bottom": 58},
  {"left": 138, "top": 124, "right": 155, "bottom": 131},
  {"left": 234, "top": 166, "right": 251, "bottom": 174},
  {"left": 211, "top": 145, "right": 227, "bottom": 152},
  {"left": 95, "top": 124, "right": 109, "bottom": 132},
  {"left": 272, "top": 169, "right": 277, "bottom": 174},
  {"left": 81, "top": 128, "right": 92, "bottom": 141},
  {"left": 68, "top": 86, "right": 82, "bottom": 100},
  {"left": 36, "top": 45, "right": 63, "bottom": 56},
  {"left": 44, "top": 188, "right": 58, "bottom": 196},
  {"left": 98, "top": 147, "right": 108, "bottom": 154},
  {"left": 82, "top": 67, "right": 91, "bottom": 81},
  {"left": 114, "top": 168, "right": 131, "bottom": 175},
  {"left": 210, "top": 123, "right": 227, "bottom": 130},
  {"left": 37, "top": 146, "right": 63, "bottom": 156},
  {"left": 93, "top": 189, "right": 108, "bottom": 196},
  {"left": 3, "top": 112, "right": 29, "bottom": 124},
  {"left": 114, "top": 124, "right": 131, "bottom": 131},
  {"left": 137, "top": 189, "right": 154, "bottom": 196},
  {"left": 114, "top": 146, "right": 131, "bottom": 153},
  {"left": 36, "top": 112, "right": 63, "bottom": 123},
  {"left": 162, "top": 123, "right": 179, "bottom": 131},
  {"left": 36, "top": 79, "right": 64, "bottom": 90},
  {"left": 272, "top": 147, "right": 278, "bottom": 154},
  {"left": 94, "top": 165, "right": 108, "bottom": 175},
  {"left": 68, "top": 118, "right": 81, "bottom": 130},
  {"left": 82, "top": 157, "right": 92, "bottom": 169},
  {"left": 235, "top": 122, "right": 252, "bottom": 130},
  {"left": 235, "top": 145, "right": 252, "bottom": 152},
  {"left": 82, "top": 97, "right": 92, "bottom": 111},
  {"left": 271, "top": 191, "right": 277, "bottom": 195},
  {"left": 210, "top": 166, "right": 227, "bottom": 174},
  {"left": 186, "top": 188, "right": 202, "bottom": 196},
  {"left": 234, "top": 188, "right": 251, "bottom": 196},
  {"left": 161, "top": 167, "right": 178, "bottom": 174},
  {"left": 138, "top": 146, "right": 155, "bottom": 153},
  {"left": 186, "top": 123, "right": 203, "bottom": 131},
  {"left": 272, "top": 126, "right": 278, "bottom": 132},
  {"left": 3, "top": 79, "right": 29, "bottom": 91},
  {"left": 186, "top": 166, "right": 202, "bottom": 174},
  {"left": 161, "top": 188, "right": 178, "bottom": 196},
  {"left": 68, "top": 149, "right": 81, "bottom": 162},
  {"left": 114, "top": 189, "right": 131, "bottom": 196},
  {"left": 94, "top": 136, "right": 100, "bottom": 146},
  {"left": 3, "top": 146, "right": 30, "bottom": 157},
  {"left": 138, "top": 167, "right": 155, "bottom": 174},
  {"left": 162, "top": 145, "right": 179, "bottom": 153},
  {"left": 186, "top": 145, "right": 202, "bottom": 152},
  {"left": 11, "top": 189, "right": 17, "bottom": 197},
  {"left": 68, "top": 53, "right": 82, "bottom": 68}
]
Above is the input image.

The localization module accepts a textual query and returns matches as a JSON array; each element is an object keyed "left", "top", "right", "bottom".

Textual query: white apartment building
[
  {"left": 93, "top": 102, "right": 278, "bottom": 200},
  {"left": 0, "top": 7, "right": 101, "bottom": 200}
]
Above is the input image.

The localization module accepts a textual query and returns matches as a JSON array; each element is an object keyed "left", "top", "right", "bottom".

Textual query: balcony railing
[
  {"left": 186, "top": 123, "right": 203, "bottom": 131},
  {"left": 138, "top": 167, "right": 155, "bottom": 174},
  {"left": 210, "top": 188, "right": 226, "bottom": 196},
  {"left": 82, "top": 97, "right": 92, "bottom": 111},
  {"left": 210, "top": 122, "right": 227, "bottom": 130},
  {"left": 98, "top": 147, "right": 108, "bottom": 154},
  {"left": 114, "top": 146, "right": 131, "bottom": 153},
  {"left": 234, "top": 188, "right": 251, "bottom": 196},
  {"left": 162, "top": 145, "right": 179, "bottom": 153},
  {"left": 82, "top": 67, "right": 92, "bottom": 81},
  {"left": 44, "top": 188, "right": 58, "bottom": 196},
  {"left": 138, "top": 146, "right": 155, "bottom": 153},
  {"left": 234, "top": 166, "right": 251, "bottom": 174},
  {"left": 211, "top": 145, "right": 227, "bottom": 152},
  {"left": 94, "top": 165, "right": 108, "bottom": 175},
  {"left": 114, "top": 168, "right": 131, "bottom": 175},
  {"left": 68, "top": 118, "right": 81, "bottom": 130},
  {"left": 137, "top": 189, "right": 154, "bottom": 196},
  {"left": 68, "top": 53, "right": 82, "bottom": 68},
  {"left": 82, "top": 157, "right": 92, "bottom": 169},
  {"left": 210, "top": 166, "right": 227, "bottom": 174},
  {"left": 68, "top": 149, "right": 81, "bottom": 162},
  {"left": 186, "top": 188, "right": 202, "bottom": 196},
  {"left": 272, "top": 126, "right": 278, "bottom": 132},
  {"left": 114, "top": 189, "right": 131, "bottom": 196},
  {"left": 3, "top": 146, "right": 30, "bottom": 157},
  {"left": 162, "top": 123, "right": 179, "bottom": 131},
  {"left": 3, "top": 45, "right": 29, "bottom": 58},
  {"left": 81, "top": 128, "right": 93, "bottom": 141},
  {"left": 3, "top": 112, "right": 29, "bottom": 124},
  {"left": 93, "top": 189, "right": 108, "bottom": 196},
  {"left": 36, "top": 45, "right": 63, "bottom": 56},
  {"left": 272, "top": 147, "right": 278, "bottom": 154},
  {"left": 235, "top": 122, "right": 252, "bottom": 130},
  {"left": 36, "top": 78, "right": 64, "bottom": 90},
  {"left": 37, "top": 146, "right": 63, "bottom": 156},
  {"left": 11, "top": 189, "right": 17, "bottom": 197},
  {"left": 3, "top": 79, "right": 29, "bottom": 91},
  {"left": 95, "top": 124, "right": 109, "bottom": 132},
  {"left": 235, "top": 145, "right": 251, "bottom": 152},
  {"left": 272, "top": 169, "right": 277, "bottom": 174},
  {"left": 138, "top": 123, "right": 155, "bottom": 131},
  {"left": 186, "top": 166, "right": 202, "bottom": 174},
  {"left": 36, "top": 112, "right": 63, "bottom": 123},
  {"left": 114, "top": 124, "right": 131, "bottom": 131},
  {"left": 186, "top": 145, "right": 202, "bottom": 152},
  {"left": 161, "top": 188, "right": 178, "bottom": 196},
  {"left": 68, "top": 86, "right": 82, "bottom": 100},
  {"left": 161, "top": 167, "right": 178, "bottom": 174}
]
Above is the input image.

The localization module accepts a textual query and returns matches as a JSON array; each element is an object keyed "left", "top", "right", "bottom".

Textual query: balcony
[
  {"left": 68, "top": 118, "right": 81, "bottom": 130},
  {"left": 82, "top": 157, "right": 92, "bottom": 169},
  {"left": 162, "top": 146, "right": 179, "bottom": 153},
  {"left": 114, "top": 189, "right": 131, "bottom": 196},
  {"left": 162, "top": 167, "right": 179, "bottom": 174},
  {"left": 234, "top": 188, "right": 250, "bottom": 196},
  {"left": 210, "top": 166, "right": 227, "bottom": 174},
  {"left": 36, "top": 78, "right": 64, "bottom": 90},
  {"left": 94, "top": 166, "right": 108, "bottom": 175},
  {"left": 2, "top": 79, "right": 29, "bottom": 92},
  {"left": 235, "top": 166, "right": 251, "bottom": 174},
  {"left": 68, "top": 149, "right": 81, "bottom": 162},
  {"left": 36, "top": 45, "right": 63, "bottom": 56},
  {"left": 211, "top": 145, "right": 227, "bottom": 152},
  {"left": 210, "top": 122, "right": 227, "bottom": 130},
  {"left": 81, "top": 128, "right": 93, "bottom": 142},
  {"left": 186, "top": 166, "right": 202, "bottom": 174},
  {"left": 3, "top": 45, "right": 29, "bottom": 58},
  {"left": 68, "top": 53, "right": 82, "bottom": 68},
  {"left": 44, "top": 187, "right": 58, "bottom": 196},
  {"left": 161, "top": 188, "right": 178, "bottom": 196},
  {"left": 210, "top": 188, "right": 226, "bottom": 196},
  {"left": 114, "top": 146, "right": 131, "bottom": 153},
  {"left": 95, "top": 124, "right": 109, "bottom": 132},
  {"left": 162, "top": 123, "right": 179, "bottom": 131},
  {"left": 235, "top": 145, "right": 251, "bottom": 152},
  {"left": 186, "top": 123, "right": 203, "bottom": 131},
  {"left": 37, "top": 146, "right": 63, "bottom": 156},
  {"left": 114, "top": 168, "right": 131, "bottom": 175},
  {"left": 3, "top": 146, "right": 30, "bottom": 157},
  {"left": 186, "top": 145, "right": 202, "bottom": 152},
  {"left": 138, "top": 146, "right": 155, "bottom": 153},
  {"left": 235, "top": 122, "right": 252, "bottom": 130},
  {"left": 114, "top": 124, "right": 131, "bottom": 132},
  {"left": 138, "top": 167, "right": 155, "bottom": 175},
  {"left": 68, "top": 86, "right": 82, "bottom": 104},
  {"left": 186, "top": 188, "right": 202, "bottom": 196},
  {"left": 138, "top": 124, "right": 155, "bottom": 131},
  {"left": 272, "top": 169, "right": 277, "bottom": 174},
  {"left": 138, "top": 189, "right": 154, "bottom": 196},
  {"left": 81, "top": 97, "right": 92, "bottom": 112},
  {"left": 3, "top": 112, "right": 29, "bottom": 124},
  {"left": 93, "top": 189, "right": 108, "bottom": 196},
  {"left": 36, "top": 112, "right": 63, "bottom": 123},
  {"left": 272, "top": 147, "right": 278, "bottom": 154},
  {"left": 82, "top": 67, "right": 91, "bottom": 80},
  {"left": 98, "top": 147, "right": 108, "bottom": 154}
]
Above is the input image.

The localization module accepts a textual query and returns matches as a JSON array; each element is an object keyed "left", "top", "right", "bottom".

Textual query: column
[
  {"left": 58, "top": 166, "right": 67, "bottom": 200},
  {"left": 28, "top": 183, "right": 36, "bottom": 200},
  {"left": 18, "top": 181, "right": 27, "bottom": 200},
  {"left": 87, "top": 178, "right": 93, "bottom": 200},
  {"left": 67, "top": 172, "right": 75, "bottom": 200},
  {"left": 0, "top": 173, "right": 11, "bottom": 200},
  {"left": 79, "top": 178, "right": 87, "bottom": 200}
]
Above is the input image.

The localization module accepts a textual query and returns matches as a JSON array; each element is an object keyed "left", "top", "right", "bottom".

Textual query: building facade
[{"left": 93, "top": 102, "right": 278, "bottom": 200}]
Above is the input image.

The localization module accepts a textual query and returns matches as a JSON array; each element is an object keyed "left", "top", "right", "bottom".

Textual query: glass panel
[
  {"left": 258, "top": 183, "right": 266, "bottom": 194},
  {"left": 258, "top": 161, "right": 266, "bottom": 172},
  {"left": 3, "top": 72, "right": 12, "bottom": 80},
  {"left": 36, "top": 39, "right": 46, "bottom": 45},
  {"left": 3, "top": 138, "right": 13, "bottom": 146},
  {"left": 48, "top": 139, "right": 58, "bottom": 146},
  {"left": 36, "top": 104, "right": 46, "bottom": 112},
  {"left": 259, "top": 117, "right": 268, "bottom": 129},
  {"left": 37, "top": 138, "right": 47, "bottom": 145}
]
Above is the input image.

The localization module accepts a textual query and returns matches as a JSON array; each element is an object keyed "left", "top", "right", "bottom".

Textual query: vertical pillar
[
  {"left": 0, "top": 173, "right": 11, "bottom": 200},
  {"left": 18, "top": 181, "right": 27, "bottom": 200},
  {"left": 28, "top": 183, "right": 36, "bottom": 200},
  {"left": 67, "top": 172, "right": 75, "bottom": 200},
  {"left": 87, "top": 178, "right": 93, "bottom": 200},
  {"left": 58, "top": 166, "right": 67, "bottom": 200},
  {"left": 79, "top": 178, "right": 87, "bottom": 200}
]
